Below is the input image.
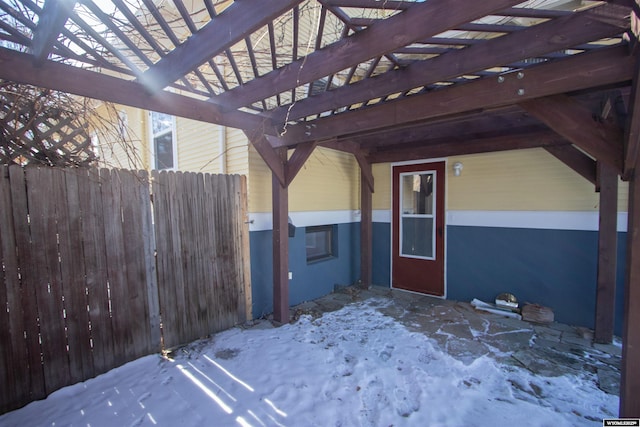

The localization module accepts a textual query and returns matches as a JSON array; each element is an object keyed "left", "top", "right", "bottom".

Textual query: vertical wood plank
[
  {"left": 153, "top": 170, "right": 176, "bottom": 348},
  {"left": 621, "top": 168, "right": 640, "bottom": 417},
  {"left": 594, "top": 162, "right": 618, "bottom": 344},
  {"left": 119, "top": 170, "right": 151, "bottom": 358},
  {"left": 78, "top": 168, "right": 115, "bottom": 375},
  {"left": 0, "top": 165, "right": 29, "bottom": 412},
  {"left": 272, "top": 162, "right": 289, "bottom": 324},
  {"left": 8, "top": 166, "right": 45, "bottom": 402},
  {"left": 139, "top": 170, "right": 161, "bottom": 352},
  {"left": 100, "top": 168, "right": 129, "bottom": 367},
  {"left": 56, "top": 168, "right": 95, "bottom": 382},
  {"left": 360, "top": 166, "right": 373, "bottom": 289},
  {"left": 203, "top": 173, "right": 221, "bottom": 334},
  {"left": 238, "top": 175, "right": 252, "bottom": 322},
  {"left": 28, "top": 167, "right": 72, "bottom": 394}
]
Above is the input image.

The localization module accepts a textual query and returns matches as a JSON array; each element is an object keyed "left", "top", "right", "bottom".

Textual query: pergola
[{"left": 0, "top": 0, "right": 638, "bottom": 416}]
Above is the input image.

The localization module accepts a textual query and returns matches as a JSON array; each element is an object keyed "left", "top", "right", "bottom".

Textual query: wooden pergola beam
[
  {"left": 280, "top": 45, "right": 634, "bottom": 146},
  {"left": 621, "top": 156, "right": 640, "bottom": 416},
  {"left": 285, "top": 142, "right": 317, "bottom": 186},
  {"left": 521, "top": 95, "right": 624, "bottom": 173},
  {"left": 30, "top": 0, "right": 75, "bottom": 64},
  {"left": 270, "top": 3, "right": 629, "bottom": 123},
  {"left": 368, "top": 131, "right": 566, "bottom": 163},
  {"left": 0, "top": 47, "right": 274, "bottom": 135},
  {"left": 624, "top": 55, "right": 640, "bottom": 180},
  {"left": 245, "top": 133, "right": 286, "bottom": 187},
  {"left": 140, "top": 0, "right": 303, "bottom": 92},
  {"left": 214, "top": 0, "right": 523, "bottom": 110},
  {"left": 544, "top": 145, "right": 597, "bottom": 186}
]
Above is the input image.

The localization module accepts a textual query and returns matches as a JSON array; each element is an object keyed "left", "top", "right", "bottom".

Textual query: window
[
  {"left": 150, "top": 112, "right": 176, "bottom": 170},
  {"left": 306, "top": 225, "right": 336, "bottom": 262}
]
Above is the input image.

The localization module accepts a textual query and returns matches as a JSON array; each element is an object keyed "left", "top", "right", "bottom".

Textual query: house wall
[
  {"left": 248, "top": 145, "right": 362, "bottom": 318},
  {"left": 93, "top": 104, "right": 148, "bottom": 170},
  {"left": 371, "top": 148, "right": 628, "bottom": 335}
]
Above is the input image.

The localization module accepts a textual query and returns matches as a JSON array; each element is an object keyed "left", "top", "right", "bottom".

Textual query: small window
[
  {"left": 306, "top": 225, "right": 335, "bottom": 262},
  {"left": 150, "top": 112, "right": 176, "bottom": 170}
]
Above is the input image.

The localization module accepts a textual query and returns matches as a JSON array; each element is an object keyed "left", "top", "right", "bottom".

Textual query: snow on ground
[{"left": 0, "top": 298, "right": 617, "bottom": 427}]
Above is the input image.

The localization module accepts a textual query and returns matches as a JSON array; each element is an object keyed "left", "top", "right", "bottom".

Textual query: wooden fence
[{"left": 0, "top": 165, "right": 251, "bottom": 414}]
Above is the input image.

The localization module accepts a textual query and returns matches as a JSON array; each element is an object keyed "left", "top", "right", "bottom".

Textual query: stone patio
[{"left": 283, "top": 285, "right": 622, "bottom": 398}]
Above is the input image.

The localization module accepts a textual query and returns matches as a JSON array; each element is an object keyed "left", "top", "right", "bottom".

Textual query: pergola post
[
  {"left": 272, "top": 149, "right": 289, "bottom": 324},
  {"left": 621, "top": 168, "right": 640, "bottom": 416},
  {"left": 594, "top": 162, "right": 618, "bottom": 344},
  {"left": 360, "top": 168, "right": 373, "bottom": 288}
]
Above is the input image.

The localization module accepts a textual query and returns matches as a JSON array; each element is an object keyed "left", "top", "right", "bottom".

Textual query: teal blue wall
[
  {"left": 369, "top": 222, "right": 626, "bottom": 335},
  {"left": 249, "top": 222, "right": 360, "bottom": 319},
  {"left": 250, "top": 221, "right": 626, "bottom": 336},
  {"left": 446, "top": 226, "right": 626, "bottom": 335}
]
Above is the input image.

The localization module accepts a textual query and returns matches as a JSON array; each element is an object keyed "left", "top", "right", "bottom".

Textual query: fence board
[
  {"left": 26, "top": 167, "right": 72, "bottom": 393},
  {"left": 0, "top": 166, "right": 29, "bottom": 412},
  {"left": 77, "top": 168, "right": 115, "bottom": 375},
  {"left": 154, "top": 171, "right": 249, "bottom": 348},
  {"left": 119, "top": 170, "right": 151, "bottom": 359},
  {"left": 57, "top": 169, "right": 95, "bottom": 383},
  {"left": 1, "top": 166, "right": 250, "bottom": 413},
  {"left": 7, "top": 166, "right": 46, "bottom": 404},
  {"left": 139, "top": 170, "right": 161, "bottom": 352},
  {"left": 100, "top": 168, "right": 130, "bottom": 368}
]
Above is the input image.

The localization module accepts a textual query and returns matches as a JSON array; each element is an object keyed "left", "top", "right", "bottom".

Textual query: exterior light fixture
[{"left": 452, "top": 161, "right": 463, "bottom": 177}]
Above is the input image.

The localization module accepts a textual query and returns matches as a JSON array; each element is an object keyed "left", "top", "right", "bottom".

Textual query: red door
[{"left": 392, "top": 162, "right": 445, "bottom": 296}]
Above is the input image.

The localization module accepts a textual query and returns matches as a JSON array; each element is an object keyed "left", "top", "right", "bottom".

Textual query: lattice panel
[{"left": 0, "top": 84, "right": 96, "bottom": 167}]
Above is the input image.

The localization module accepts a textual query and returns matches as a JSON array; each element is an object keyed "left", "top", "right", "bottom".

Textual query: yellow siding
[
  {"left": 226, "top": 127, "right": 250, "bottom": 176},
  {"left": 448, "top": 149, "right": 628, "bottom": 212},
  {"left": 372, "top": 149, "right": 629, "bottom": 213},
  {"left": 248, "top": 146, "right": 360, "bottom": 213},
  {"left": 175, "top": 118, "right": 222, "bottom": 174},
  {"left": 373, "top": 163, "right": 391, "bottom": 210},
  {"left": 92, "top": 104, "right": 147, "bottom": 170}
]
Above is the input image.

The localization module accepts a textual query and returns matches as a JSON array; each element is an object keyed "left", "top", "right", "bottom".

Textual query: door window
[{"left": 400, "top": 172, "right": 435, "bottom": 259}]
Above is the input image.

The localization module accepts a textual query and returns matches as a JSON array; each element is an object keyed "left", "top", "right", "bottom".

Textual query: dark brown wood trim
[
  {"left": 544, "top": 145, "right": 597, "bottom": 186},
  {"left": 369, "top": 131, "right": 566, "bottom": 163},
  {"left": 285, "top": 142, "right": 317, "bottom": 186},
  {"left": 360, "top": 165, "right": 373, "bottom": 289},
  {"left": 140, "top": 0, "right": 303, "bottom": 92},
  {"left": 521, "top": 95, "right": 624, "bottom": 174},
  {"left": 354, "top": 150, "right": 374, "bottom": 192},
  {"left": 281, "top": 46, "right": 635, "bottom": 146},
  {"left": 594, "top": 162, "right": 619, "bottom": 344},
  {"left": 272, "top": 155, "right": 290, "bottom": 324},
  {"left": 624, "top": 55, "right": 640, "bottom": 180},
  {"left": 270, "top": 3, "right": 629, "bottom": 124},
  {"left": 0, "top": 47, "right": 272, "bottom": 133},
  {"left": 246, "top": 134, "right": 287, "bottom": 187},
  {"left": 215, "top": 0, "right": 523, "bottom": 111},
  {"left": 30, "top": 0, "right": 75, "bottom": 64},
  {"left": 621, "top": 163, "right": 640, "bottom": 417}
]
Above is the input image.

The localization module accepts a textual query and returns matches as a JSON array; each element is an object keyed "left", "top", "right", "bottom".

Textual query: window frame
[
  {"left": 305, "top": 225, "right": 337, "bottom": 263},
  {"left": 149, "top": 111, "right": 177, "bottom": 170}
]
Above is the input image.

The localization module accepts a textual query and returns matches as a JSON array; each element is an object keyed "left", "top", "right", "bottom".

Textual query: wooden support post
[
  {"left": 594, "top": 162, "right": 618, "bottom": 344},
  {"left": 621, "top": 167, "right": 640, "bottom": 416},
  {"left": 360, "top": 168, "right": 373, "bottom": 289},
  {"left": 272, "top": 149, "right": 289, "bottom": 324}
]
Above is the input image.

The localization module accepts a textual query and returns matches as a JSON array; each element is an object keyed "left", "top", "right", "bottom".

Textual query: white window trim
[
  {"left": 149, "top": 112, "right": 177, "bottom": 171},
  {"left": 399, "top": 171, "right": 437, "bottom": 261}
]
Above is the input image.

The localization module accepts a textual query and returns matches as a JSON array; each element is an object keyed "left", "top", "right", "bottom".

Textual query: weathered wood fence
[{"left": 0, "top": 165, "right": 251, "bottom": 414}]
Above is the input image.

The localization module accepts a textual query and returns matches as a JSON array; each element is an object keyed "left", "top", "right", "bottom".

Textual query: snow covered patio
[{"left": 0, "top": 287, "right": 621, "bottom": 427}]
